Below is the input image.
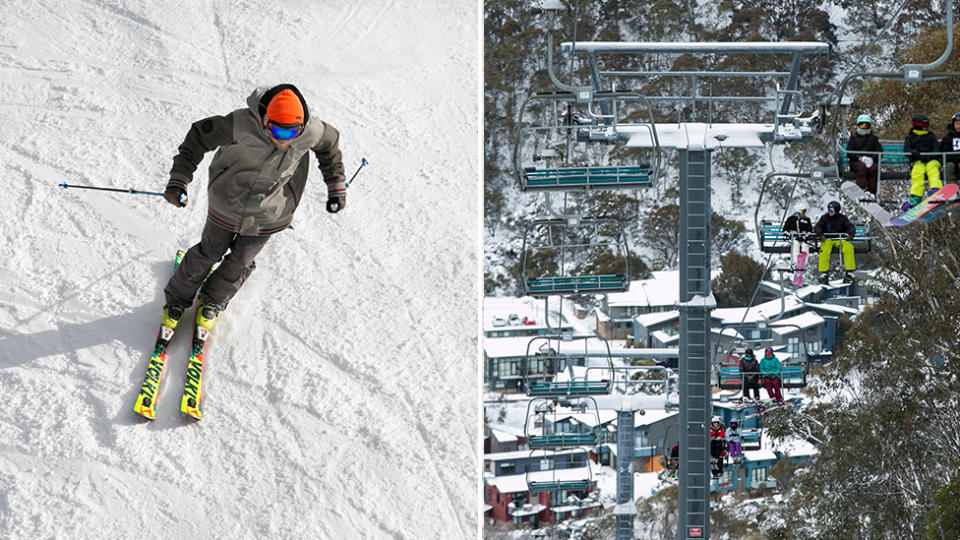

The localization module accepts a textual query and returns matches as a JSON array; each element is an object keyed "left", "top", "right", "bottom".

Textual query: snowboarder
[
  {"left": 940, "top": 112, "right": 960, "bottom": 183},
  {"left": 846, "top": 114, "right": 884, "bottom": 195},
  {"left": 709, "top": 417, "right": 726, "bottom": 478},
  {"left": 759, "top": 347, "right": 784, "bottom": 403},
  {"left": 814, "top": 200, "right": 856, "bottom": 284},
  {"left": 159, "top": 84, "right": 346, "bottom": 330},
  {"left": 903, "top": 113, "right": 942, "bottom": 210},
  {"left": 739, "top": 348, "right": 761, "bottom": 401},
  {"left": 782, "top": 208, "right": 812, "bottom": 281},
  {"left": 726, "top": 419, "right": 743, "bottom": 464}
]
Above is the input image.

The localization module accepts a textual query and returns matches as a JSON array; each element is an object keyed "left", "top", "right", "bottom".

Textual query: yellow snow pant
[
  {"left": 910, "top": 160, "right": 942, "bottom": 197},
  {"left": 818, "top": 239, "right": 855, "bottom": 272}
]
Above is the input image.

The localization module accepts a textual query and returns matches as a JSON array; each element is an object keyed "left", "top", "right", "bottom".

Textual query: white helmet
[{"left": 711, "top": 416, "right": 721, "bottom": 424}]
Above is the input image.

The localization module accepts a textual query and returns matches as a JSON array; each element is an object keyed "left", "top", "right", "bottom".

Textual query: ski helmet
[
  {"left": 765, "top": 347, "right": 774, "bottom": 355},
  {"left": 855, "top": 114, "right": 872, "bottom": 125},
  {"left": 912, "top": 113, "right": 930, "bottom": 128},
  {"left": 730, "top": 419, "right": 738, "bottom": 426},
  {"left": 744, "top": 348, "right": 754, "bottom": 357},
  {"left": 953, "top": 112, "right": 960, "bottom": 123},
  {"left": 828, "top": 200, "right": 841, "bottom": 213},
  {"left": 711, "top": 416, "right": 721, "bottom": 424}
]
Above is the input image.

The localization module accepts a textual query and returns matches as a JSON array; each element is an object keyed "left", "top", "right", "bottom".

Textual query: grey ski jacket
[{"left": 168, "top": 84, "right": 345, "bottom": 235}]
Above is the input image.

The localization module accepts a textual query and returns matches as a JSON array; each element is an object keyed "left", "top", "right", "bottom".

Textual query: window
[
  {"left": 807, "top": 339, "right": 821, "bottom": 354},
  {"left": 750, "top": 467, "right": 768, "bottom": 488},
  {"left": 540, "top": 458, "right": 552, "bottom": 471},
  {"left": 787, "top": 336, "right": 800, "bottom": 356},
  {"left": 500, "top": 462, "right": 515, "bottom": 475}
]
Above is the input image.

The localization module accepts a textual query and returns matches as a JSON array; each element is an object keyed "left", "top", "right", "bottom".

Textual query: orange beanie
[{"left": 266, "top": 90, "right": 304, "bottom": 125}]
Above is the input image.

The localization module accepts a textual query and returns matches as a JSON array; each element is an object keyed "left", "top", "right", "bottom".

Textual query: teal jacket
[{"left": 758, "top": 354, "right": 782, "bottom": 379}]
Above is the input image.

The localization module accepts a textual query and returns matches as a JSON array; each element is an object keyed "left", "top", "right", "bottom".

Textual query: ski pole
[
  {"left": 346, "top": 157, "right": 368, "bottom": 187},
  {"left": 59, "top": 182, "right": 187, "bottom": 204},
  {"left": 329, "top": 158, "right": 368, "bottom": 213}
]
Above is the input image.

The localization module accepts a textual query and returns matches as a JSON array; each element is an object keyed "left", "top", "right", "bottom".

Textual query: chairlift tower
[{"left": 556, "top": 40, "right": 828, "bottom": 540}]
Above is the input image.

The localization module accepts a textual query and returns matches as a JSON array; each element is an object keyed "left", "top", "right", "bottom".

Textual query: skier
[
  {"left": 726, "top": 419, "right": 743, "bottom": 464},
  {"left": 902, "top": 113, "right": 942, "bottom": 210},
  {"left": 709, "top": 417, "right": 726, "bottom": 478},
  {"left": 940, "top": 112, "right": 960, "bottom": 183},
  {"left": 814, "top": 201, "right": 856, "bottom": 284},
  {"left": 159, "top": 84, "right": 346, "bottom": 330},
  {"left": 845, "top": 114, "right": 884, "bottom": 196},
  {"left": 738, "top": 348, "right": 761, "bottom": 402},
  {"left": 758, "top": 347, "right": 784, "bottom": 404}
]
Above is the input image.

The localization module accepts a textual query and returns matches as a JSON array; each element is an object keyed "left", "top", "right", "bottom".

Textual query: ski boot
[
  {"left": 195, "top": 298, "right": 224, "bottom": 330},
  {"left": 901, "top": 195, "right": 922, "bottom": 212},
  {"left": 843, "top": 271, "right": 857, "bottom": 284},
  {"left": 817, "top": 273, "right": 829, "bottom": 285},
  {"left": 926, "top": 187, "right": 940, "bottom": 198},
  {"left": 161, "top": 304, "right": 187, "bottom": 330}
]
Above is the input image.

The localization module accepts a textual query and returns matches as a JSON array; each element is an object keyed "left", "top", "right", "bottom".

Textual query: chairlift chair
[
  {"left": 520, "top": 217, "right": 632, "bottom": 297},
  {"left": 521, "top": 335, "right": 615, "bottom": 397},
  {"left": 524, "top": 396, "right": 602, "bottom": 449},
  {"left": 525, "top": 448, "right": 593, "bottom": 493},
  {"left": 513, "top": 91, "right": 661, "bottom": 192}
]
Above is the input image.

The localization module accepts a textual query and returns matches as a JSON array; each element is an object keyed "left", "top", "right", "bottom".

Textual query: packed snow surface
[{"left": 0, "top": 1, "right": 477, "bottom": 538}]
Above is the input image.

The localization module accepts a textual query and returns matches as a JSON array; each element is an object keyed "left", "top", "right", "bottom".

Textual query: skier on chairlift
[
  {"left": 903, "top": 113, "right": 942, "bottom": 210},
  {"left": 739, "top": 348, "right": 762, "bottom": 402},
  {"left": 940, "top": 112, "right": 960, "bottom": 183},
  {"left": 814, "top": 201, "right": 856, "bottom": 284},
  {"left": 759, "top": 347, "right": 784, "bottom": 404},
  {"left": 846, "top": 114, "right": 883, "bottom": 196},
  {"left": 726, "top": 419, "right": 743, "bottom": 464},
  {"left": 782, "top": 208, "right": 812, "bottom": 276},
  {"left": 709, "top": 416, "right": 727, "bottom": 478}
]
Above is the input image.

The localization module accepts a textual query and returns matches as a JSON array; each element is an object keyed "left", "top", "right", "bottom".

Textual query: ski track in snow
[{"left": 0, "top": 1, "right": 477, "bottom": 538}]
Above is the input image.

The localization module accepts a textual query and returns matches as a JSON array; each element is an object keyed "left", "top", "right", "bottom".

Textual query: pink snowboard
[{"left": 792, "top": 251, "right": 808, "bottom": 286}]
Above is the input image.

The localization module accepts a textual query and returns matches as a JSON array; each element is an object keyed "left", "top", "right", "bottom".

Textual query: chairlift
[
  {"left": 826, "top": 0, "right": 960, "bottom": 213},
  {"left": 523, "top": 396, "right": 602, "bottom": 449},
  {"left": 753, "top": 171, "right": 872, "bottom": 256},
  {"left": 525, "top": 447, "right": 593, "bottom": 493},
  {"left": 521, "top": 335, "right": 615, "bottom": 397},
  {"left": 513, "top": 91, "right": 661, "bottom": 191},
  {"left": 716, "top": 351, "right": 807, "bottom": 392},
  {"left": 520, "top": 217, "right": 631, "bottom": 297}
]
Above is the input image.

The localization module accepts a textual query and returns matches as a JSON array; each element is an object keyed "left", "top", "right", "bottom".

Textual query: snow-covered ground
[{"left": 0, "top": 1, "right": 477, "bottom": 538}]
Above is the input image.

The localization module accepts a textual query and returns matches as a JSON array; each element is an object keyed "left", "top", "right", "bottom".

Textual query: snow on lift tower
[{"left": 559, "top": 40, "right": 830, "bottom": 150}]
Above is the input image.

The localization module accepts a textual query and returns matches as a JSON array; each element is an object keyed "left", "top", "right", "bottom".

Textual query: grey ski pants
[{"left": 164, "top": 219, "right": 271, "bottom": 309}]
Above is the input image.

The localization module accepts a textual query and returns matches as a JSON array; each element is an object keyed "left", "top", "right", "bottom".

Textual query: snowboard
[
  {"left": 919, "top": 198, "right": 960, "bottom": 223},
  {"left": 839, "top": 181, "right": 893, "bottom": 226},
  {"left": 791, "top": 251, "right": 808, "bottom": 286},
  {"left": 889, "top": 183, "right": 959, "bottom": 226}
]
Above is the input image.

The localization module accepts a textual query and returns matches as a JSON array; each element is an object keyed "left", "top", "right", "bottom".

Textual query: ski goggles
[
  {"left": 267, "top": 121, "right": 302, "bottom": 141},
  {"left": 857, "top": 122, "right": 870, "bottom": 128}
]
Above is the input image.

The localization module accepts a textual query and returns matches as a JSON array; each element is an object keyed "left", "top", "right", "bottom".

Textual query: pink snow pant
[{"left": 762, "top": 376, "right": 783, "bottom": 402}]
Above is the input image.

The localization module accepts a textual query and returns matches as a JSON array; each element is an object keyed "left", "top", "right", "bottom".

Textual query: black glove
[
  {"left": 326, "top": 194, "right": 346, "bottom": 213},
  {"left": 911, "top": 150, "right": 921, "bottom": 162},
  {"left": 164, "top": 185, "right": 187, "bottom": 207}
]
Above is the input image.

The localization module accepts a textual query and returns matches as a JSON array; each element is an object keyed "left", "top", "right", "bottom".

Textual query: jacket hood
[{"left": 246, "top": 84, "right": 311, "bottom": 126}]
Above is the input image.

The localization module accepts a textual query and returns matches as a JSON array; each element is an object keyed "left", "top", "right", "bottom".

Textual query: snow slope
[{"left": 0, "top": 1, "right": 477, "bottom": 538}]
